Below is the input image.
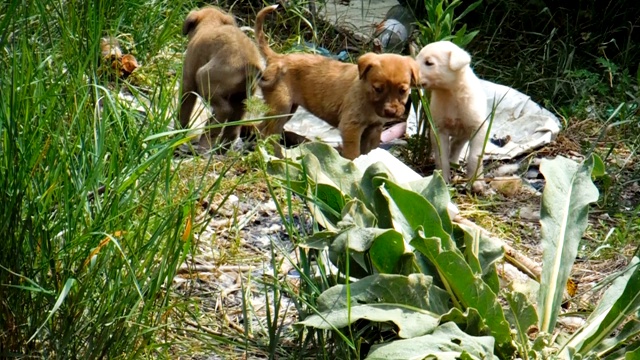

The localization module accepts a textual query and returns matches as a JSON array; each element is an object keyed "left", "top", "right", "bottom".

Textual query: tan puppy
[
  {"left": 415, "top": 41, "right": 488, "bottom": 192},
  {"left": 254, "top": 5, "right": 419, "bottom": 160},
  {"left": 180, "top": 6, "right": 263, "bottom": 150}
]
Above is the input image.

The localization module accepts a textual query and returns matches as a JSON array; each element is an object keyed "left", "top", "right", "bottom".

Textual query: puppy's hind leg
[
  {"left": 206, "top": 95, "right": 245, "bottom": 153},
  {"left": 449, "top": 136, "right": 467, "bottom": 168},
  {"left": 218, "top": 93, "right": 248, "bottom": 151},
  {"left": 179, "top": 90, "right": 197, "bottom": 129}
]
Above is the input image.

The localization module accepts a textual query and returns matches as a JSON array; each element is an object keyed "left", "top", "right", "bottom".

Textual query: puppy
[
  {"left": 254, "top": 5, "right": 419, "bottom": 160},
  {"left": 180, "top": 6, "right": 263, "bottom": 150},
  {"left": 415, "top": 41, "right": 488, "bottom": 192}
]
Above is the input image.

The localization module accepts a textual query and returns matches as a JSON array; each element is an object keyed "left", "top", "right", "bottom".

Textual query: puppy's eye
[
  {"left": 373, "top": 85, "right": 384, "bottom": 93},
  {"left": 424, "top": 60, "right": 434, "bottom": 66},
  {"left": 399, "top": 87, "right": 408, "bottom": 95}
]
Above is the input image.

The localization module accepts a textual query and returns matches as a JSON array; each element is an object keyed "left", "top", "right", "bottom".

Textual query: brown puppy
[
  {"left": 254, "top": 5, "right": 419, "bottom": 160},
  {"left": 180, "top": 6, "right": 263, "bottom": 149}
]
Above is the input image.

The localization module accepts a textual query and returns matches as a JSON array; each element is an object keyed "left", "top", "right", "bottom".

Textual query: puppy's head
[
  {"left": 183, "top": 7, "right": 237, "bottom": 39},
  {"left": 357, "top": 53, "right": 418, "bottom": 119},
  {"left": 415, "top": 41, "right": 471, "bottom": 89}
]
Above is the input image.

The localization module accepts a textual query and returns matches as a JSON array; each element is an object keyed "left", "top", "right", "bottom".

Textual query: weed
[{"left": 0, "top": 0, "right": 242, "bottom": 357}]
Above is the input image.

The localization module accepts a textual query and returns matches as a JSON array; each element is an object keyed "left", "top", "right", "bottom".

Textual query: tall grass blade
[
  {"left": 27, "top": 278, "right": 76, "bottom": 343},
  {"left": 560, "top": 258, "right": 640, "bottom": 357}
]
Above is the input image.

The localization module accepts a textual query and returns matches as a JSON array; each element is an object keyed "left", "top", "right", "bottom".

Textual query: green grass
[
  {"left": 2, "top": 0, "right": 639, "bottom": 358},
  {"left": 0, "top": 0, "right": 226, "bottom": 357}
]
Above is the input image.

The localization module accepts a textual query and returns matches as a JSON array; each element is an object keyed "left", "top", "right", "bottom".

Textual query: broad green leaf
[
  {"left": 299, "top": 303, "right": 438, "bottom": 339},
  {"left": 406, "top": 172, "right": 452, "bottom": 235},
  {"left": 307, "top": 182, "right": 345, "bottom": 227},
  {"left": 537, "top": 156, "right": 599, "bottom": 333},
  {"left": 601, "top": 340, "right": 640, "bottom": 360},
  {"left": 505, "top": 291, "right": 538, "bottom": 358},
  {"left": 457, "top": 223, "right": 503, "bottom": 293},
  {"left": 380, "top": 179, "right": 453, "bottom": 249},
  {"left": 454, "top": 24, "right": 469, "bottom": 44},
  {"left": 455, "top": 0, "right": 483, "bottom": 23},
  {"left": 410, "top": 235, "right": 516, "bottom": 357},
  {"left": 369, "top": 229, "right": 410, "bottom": 274},
  {"left": 365, "top": 322, "right": 496, "bottom": 360},
  {"left": 461, "top": 31, "right": 480, "bottom": 47},
  {"left": 440, "top": 307, "right": 490, "bottom": 338},
  {"left": 316, "top": 274, "right": 450, "bottom": 315},
  {"left": 298, "top": 142, "right": 362, "bottom": 198},
  {"left": 591, "top": 153, "right": 606, "bottom": 178},
  {"left": 264, "top": 155, "right": 309, "bottom": 195},
  {"left": 625, "top": 347, "right": 640, "bottom": 360},
  {"left": 340, "top": 198, "right": 376, "bottom": 228},
  {"left": 327, "top": 227, "right": 408, "bottom": 278},
  {"left": 360, "top": 163, "right": 394, "bottom": 227},
  {"left": 301, "top": 230, "right": 337, "bottom": 249},
  {"left": 306, "top": 189, "right": 342, "bottom": 232},
  {"left": 566, "top": 258, "right": 640, "bottom": 356},
  {"left": 329, "top": 226, "right": 378, "bottom": 277},
  {"left": 596, "top": 313, "right": 640, "bottom": 357},
  {"left": 435, "top": 1, "right": 444, "bottom": 18}
]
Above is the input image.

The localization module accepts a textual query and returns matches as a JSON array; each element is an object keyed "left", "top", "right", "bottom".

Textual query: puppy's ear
[
  {"left": 448, "top": 48, "right": 471, "bottom": 71},
  {"left": 406, "top": 56, "right": 420, "bottom": 87},
  {"left": 221, "top": 12, "right": 237, "bottom": 26},
  {"left": 182, "top": 11, "right": 199, "bottom": 36},
  {"left": 358, "top": 53, "right": 378, "bottom": 79}
]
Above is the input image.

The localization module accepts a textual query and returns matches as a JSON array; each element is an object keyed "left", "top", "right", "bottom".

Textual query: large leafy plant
[
  {"left": 263, "top": 142, "right": 640, "bottom": 359},
  {"left": 263, "top": 143, "right": 512, "bottom": 358},
  {"left": 414, "top": 0, "right": 482, "bottom": 48}
]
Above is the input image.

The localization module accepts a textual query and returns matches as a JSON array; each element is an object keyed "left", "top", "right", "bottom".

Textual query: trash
[
  {"left": 373, "top": 5, "right": 415, "bottom": 53},
  {"left": 99, "top": 36, "right": 140, "bottom": 79},
  {"left": 407, "top": 80, "right": 562, "bottom": 161},
  {"left": 292, "top": 41, "right": 350, "bottom": 61}
]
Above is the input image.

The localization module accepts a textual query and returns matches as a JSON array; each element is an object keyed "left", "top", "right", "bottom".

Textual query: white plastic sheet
[{"left": 285, "top": 80, "right": 562, "bottom": 161}]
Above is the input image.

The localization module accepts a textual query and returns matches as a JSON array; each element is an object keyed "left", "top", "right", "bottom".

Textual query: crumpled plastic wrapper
[{"left": 406, "top": 80, "right": 562, "bottom": 161}]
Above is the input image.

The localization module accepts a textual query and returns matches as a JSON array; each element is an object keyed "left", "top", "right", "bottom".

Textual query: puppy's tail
[{"left": 254, "top": 5, "right": 279, "bottom": 60}]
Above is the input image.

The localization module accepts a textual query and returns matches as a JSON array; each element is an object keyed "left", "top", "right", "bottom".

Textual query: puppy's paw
[
  {"left": 471, "top": 180, "right": 488, "bottom": 194},
  {"left": 451, "top": 174, "right": 464, "bottom": 183}
]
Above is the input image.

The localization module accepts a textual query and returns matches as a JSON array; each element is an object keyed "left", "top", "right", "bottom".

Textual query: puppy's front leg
[
  {"left": 431, "top": 128, "right": 451, "bottom": 182},
  {"left": 466, "top": 124, "right": 488, "bottom": 192},
  {"left": 466, "top": 124, "right": 487, "bottom": 181},
  {"left": 360, "top": 123, "right": 383, "bottom": 155},
  {"left": 258, "top": 83, "right": 295, "bottom": 139},
  {"left": 339, "top": 121, "right": 365, "bottom": 160}
]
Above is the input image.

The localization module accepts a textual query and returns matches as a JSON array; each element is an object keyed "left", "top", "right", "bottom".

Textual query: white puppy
[{"left": 416, "top": 41, "right": 488, "bottom": 192}]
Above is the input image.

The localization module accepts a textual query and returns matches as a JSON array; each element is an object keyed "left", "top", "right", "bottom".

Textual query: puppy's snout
[
  {"left": 383, "top": 108, "right": 397, "bottom": 117},
  {"left": 383, "top": 105, "right": 402, "bottom": 118}
]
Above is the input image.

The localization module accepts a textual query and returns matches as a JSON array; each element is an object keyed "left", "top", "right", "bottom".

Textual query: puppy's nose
[{"left": 383, "top": 108, "right": 399, "bottom": 117}]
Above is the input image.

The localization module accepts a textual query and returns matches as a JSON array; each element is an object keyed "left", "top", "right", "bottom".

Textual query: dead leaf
[
  {"left": 121, "top": 54, "right": 139, "bottom": 73},
  {"left": 100, "top": 36, "right": 122, "bottom": 59}
]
